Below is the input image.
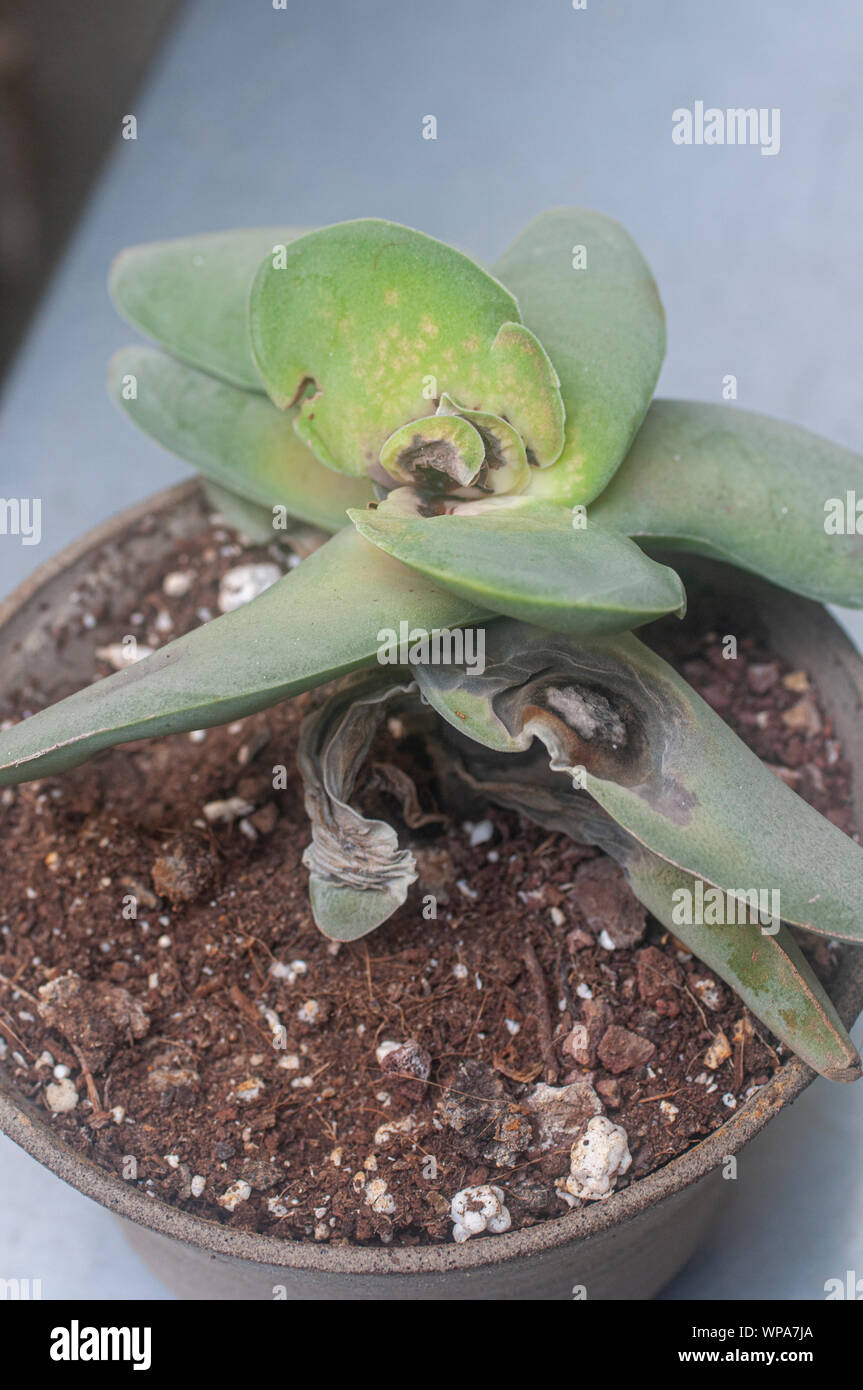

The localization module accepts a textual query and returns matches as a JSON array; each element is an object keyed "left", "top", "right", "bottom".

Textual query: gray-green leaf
[
  {"left": 0, "top": 528, "right": 485, "bottom": 786},
  {"left": 298, "top": 672, "right": 418, "bottom": 939},
  {"left": 108, "top": 347, "right": 373, "bottom": 533},
  {"left": 413, "top": 620, "right": 863, "bottom": 943},
  {"left": 625, "top": 851, "right": 860, "bottom": 1082},
  {"left": 348, "top": 495, "right": 685, "bottom": 635},
  {"left": 109, "top": 227, "right": 308, "bottom": 389},
  {"left": 592, "top": 400, "right": 863, "bottom": 608},
  {"left": 493, "top": 208, "right": 666, "bottom": 505}
]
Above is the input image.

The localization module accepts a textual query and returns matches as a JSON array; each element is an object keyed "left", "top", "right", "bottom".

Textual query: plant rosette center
[{"left": 375, "top": 393, "right": 536, "bottom": 501}]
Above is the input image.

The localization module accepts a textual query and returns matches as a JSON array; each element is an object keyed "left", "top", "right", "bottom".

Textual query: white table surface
[{"left": 1, "top": 0, "right": 861, "bottom": 1300}]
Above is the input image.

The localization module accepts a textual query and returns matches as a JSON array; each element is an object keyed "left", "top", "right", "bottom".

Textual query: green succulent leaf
[
  {"left": 592, "top": 400, "right": 863, "bottom": 608},
  {"left": 108, "top": 346, "right": 374, "bottom": 533},
  {"left": 109, "top": 227, "right": 309, "bottom": 390},
  {"left": 0, "top": 529, "right": 485, "bottom": 787},
  {"left": 624, "top": 853, "right": 860, "bottom": 1082},
  {"left": 413, "top": 621, "right": 863, "bottom": 944},
  {"left": 349, "top": 495, "right": 686, "bottom": 635},
  {"left": 298, "top": 672, "right": 418, "bottom": 940},
  {"left": 248, "top": 218, "right": 565, "bottom": 478},
  {"left": 493, "top": 208, "right": 666, "bottom": 505}
]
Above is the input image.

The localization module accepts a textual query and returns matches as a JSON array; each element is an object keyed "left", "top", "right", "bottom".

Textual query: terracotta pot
[{"left": 1, "top": 482, "right": 862, "bottom": 1300}]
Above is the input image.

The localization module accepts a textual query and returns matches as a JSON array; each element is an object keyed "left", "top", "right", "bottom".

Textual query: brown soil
[{"left": 0, "top": 519, "right": 855, "bottom": 1247}]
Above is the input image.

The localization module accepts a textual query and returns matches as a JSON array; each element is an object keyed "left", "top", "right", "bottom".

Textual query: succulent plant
[{"left": 2, "top": 210, "right": 862, "bottom": 1083}]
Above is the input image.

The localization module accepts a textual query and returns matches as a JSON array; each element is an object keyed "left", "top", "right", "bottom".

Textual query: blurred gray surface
[{"left": 1, "top": 0, "right": 862, "bottom": 1300}]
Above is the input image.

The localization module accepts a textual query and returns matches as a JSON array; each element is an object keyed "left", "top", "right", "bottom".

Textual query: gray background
[{"left": 1, "top": 0, "right": 861, "bottom": 1299}]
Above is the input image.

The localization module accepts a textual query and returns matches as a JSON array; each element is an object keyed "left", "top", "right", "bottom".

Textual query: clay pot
[{"left": 1, "top": 482, "right": 861, "bottom": 1299}]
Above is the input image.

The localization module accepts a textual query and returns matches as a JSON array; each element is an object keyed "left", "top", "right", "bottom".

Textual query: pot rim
[{"left": 2, "top": 480, "right": 862, "bottom": 1277}]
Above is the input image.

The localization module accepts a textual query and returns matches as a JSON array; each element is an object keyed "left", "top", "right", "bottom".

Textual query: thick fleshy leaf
[
  {"left": 109, "top": 227, "right": 308, "bottom": 390},
  {"left": 0, "top": 528, "right": 485, "bottom": 787},
  {"left": 108, "top": 347, "right": 374, "bottom": 533},
  {"left": 413, "top": 621, "right": 863, "bottom": 943},
  {"left": 624, "top": 853, "right": 860, "bottom": 1082},
  {"left": 298, "top": 672, "right": 418, "bottom": 939},
  {"left": 592, "top": 400, "right": 863, "bottom": 607},
  {"left": 380, "top": 412, "right": 485, "bottom": 489},
  {"left": 436, "top": 395, "right": 530, "bottom": 495},
  {"left": 249, "top": 219, "right": 565, "bottom": 477},
  {"left": 440, "top": 738, "right": 859, "bottom": 1080},
  {"left": 349, "top": 495, "right": 686, "bottom": 634},
  {"left": 493, "top": 208, "right": 665, "bottom": 505}
]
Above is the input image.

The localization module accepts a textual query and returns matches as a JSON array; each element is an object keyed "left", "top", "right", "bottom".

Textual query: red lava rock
[
  {"left": 746, "top": 661, "right": 781, "bottom": 695},
  {"left": 413, "top": 846, "right": 455, "bottom": 905},
  {"left": 249, "top": 803, "right": 279, "bottom": 835},
  {"left": 582, "top": 997, "right": 612, "bottom": 1056},
  {"left": 379, "top": 1039, "right": 432, "bottom": 1103},
  {"left": 596, "top": 1024, "right": 656, "bottom": 1075},
  {"left": 781, "top": 694, "right": 822, "bottom": 737},
  {"left": 151, "top": 835, "right": 214, "bottom": 904},
  {"left": 566, "top": 927, "right": 594, "bottom": 952},
  {"left": 561, "top": 1022, "right": 591, "bottom": 1067},
  {"left": 595, "top": 1077, "right": 622, "bottom": 1108},
  {"left": 574, "top": 858, "right": 647, "bottom": 948},
  {"left": 636, "top": 945, "right": 683, "bottom": 1009}
]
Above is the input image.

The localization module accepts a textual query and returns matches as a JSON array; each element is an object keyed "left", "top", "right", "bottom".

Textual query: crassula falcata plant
[{"left": 2, "top": 211, "right": 863, "bottom": 1085}]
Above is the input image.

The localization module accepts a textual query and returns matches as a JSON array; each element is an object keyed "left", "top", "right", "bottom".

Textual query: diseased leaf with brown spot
[
  {"left": 413, "top": 620, "right": 863, "bottom": 945},
  {"left": 439, "top": 699, "right": 860, "bottom": 1082}
]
